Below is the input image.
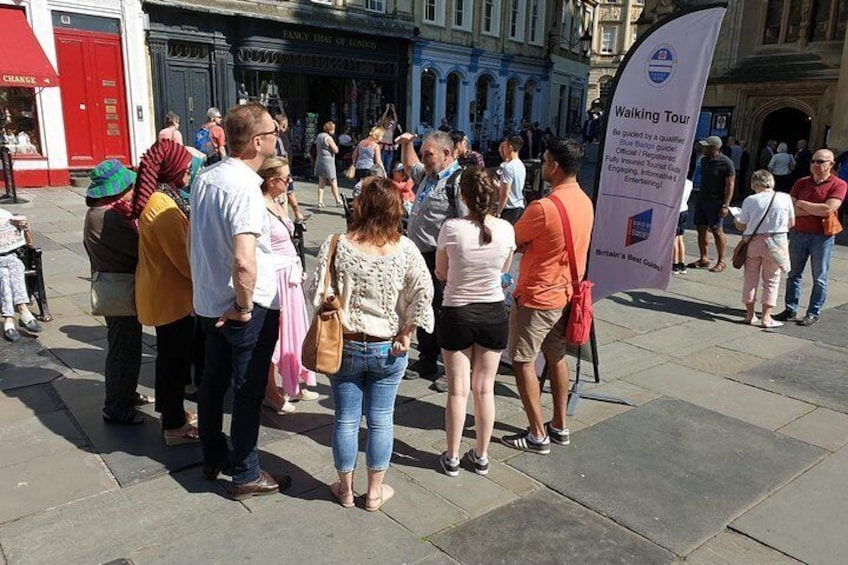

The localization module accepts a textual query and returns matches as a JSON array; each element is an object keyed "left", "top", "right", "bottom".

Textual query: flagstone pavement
[{"left": 1, "top": 173, "right": 847, "bottom": 565}]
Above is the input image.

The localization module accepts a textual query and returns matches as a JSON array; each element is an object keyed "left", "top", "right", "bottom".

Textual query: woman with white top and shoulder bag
[{"left": 734, "top": 169, "right": 795, "bottom": 327}]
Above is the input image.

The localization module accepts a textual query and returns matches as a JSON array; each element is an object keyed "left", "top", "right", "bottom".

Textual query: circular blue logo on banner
[{"left": 645, "top": 45, "right": 677, "bottom": 87}]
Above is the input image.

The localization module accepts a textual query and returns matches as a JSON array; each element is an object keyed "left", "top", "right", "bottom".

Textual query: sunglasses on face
[
  {"left": 273, "top": 176, "right": 292, "bottom": 184},
  {"left": 810, "top": 159, "right": 831, "bottom": 165},
  {"left": 255, "top": 126, "right": 280, "bottom": 139}
]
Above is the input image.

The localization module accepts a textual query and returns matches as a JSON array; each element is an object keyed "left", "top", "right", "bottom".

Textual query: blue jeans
[
  {"left": 381, "top": 149, "right": 394, "bottom": 173},
  {"left": 330, "top": 340, "right": 407, "bottom": 473},
  {"left": 785, "top": 231, "right": 835, "bottom": 317},
  {"left": 199, "top": 306, "right": 280, "bottom": 484}
]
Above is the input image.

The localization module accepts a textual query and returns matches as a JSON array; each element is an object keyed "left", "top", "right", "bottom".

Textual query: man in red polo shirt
[{"left": 774, "top": 149, "right": 847, "bottom": 326}]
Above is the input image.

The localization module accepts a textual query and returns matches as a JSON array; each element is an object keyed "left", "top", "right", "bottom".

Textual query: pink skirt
[{"left": 271, "top": 264, "right": 316, "bottom": 397}]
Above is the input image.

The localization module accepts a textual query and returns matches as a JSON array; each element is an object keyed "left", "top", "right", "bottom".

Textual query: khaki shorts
[{"left": 507, "top": 302, "right": 568, "bottom": 363}]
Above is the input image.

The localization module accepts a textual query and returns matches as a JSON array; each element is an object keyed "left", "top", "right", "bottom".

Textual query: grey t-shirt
[{"left": 407, "top": 161, "right": 465, "bottom": 254}]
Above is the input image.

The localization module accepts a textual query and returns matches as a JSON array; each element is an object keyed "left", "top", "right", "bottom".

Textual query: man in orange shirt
[{"left": 501, "top": 140, "right": 594, "bottom": 454}]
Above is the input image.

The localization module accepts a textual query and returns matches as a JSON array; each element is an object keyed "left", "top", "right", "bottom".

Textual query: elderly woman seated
[{"left": 0, "top": 208, "right": 42, "bottom": 342}]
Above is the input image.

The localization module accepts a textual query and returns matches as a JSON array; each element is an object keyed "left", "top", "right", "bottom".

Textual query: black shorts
[
  {"left": 693, "top": 197, "right": 724, "bottom": 231},
  {"left": 437, "top": 302, "right": 509, "bottom": 351},
  {"left": 676, "top": 211, "right": 688, "bottom": 236}
]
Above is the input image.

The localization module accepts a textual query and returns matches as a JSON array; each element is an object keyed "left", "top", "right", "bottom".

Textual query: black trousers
[
  {"left": 417, "top": 250, "right": 444, "bottom": 361},
  {"left": 192, "top": 317, "right": 205, "bottom": 386},
  {"left": 154, "top": 315, "right": 194, "bottom": 430},
  {"left": 104, "top": 316, "right": 142, "bottom": 417}
]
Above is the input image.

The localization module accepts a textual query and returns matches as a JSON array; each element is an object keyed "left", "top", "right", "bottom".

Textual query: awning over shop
[{"left": 0, "top": 8, "right": 60, "bottom": 88}]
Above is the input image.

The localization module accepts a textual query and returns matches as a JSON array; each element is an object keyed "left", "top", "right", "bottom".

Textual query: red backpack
[{"left": 549, "top": 195, "right": 593, "bottom": 346}]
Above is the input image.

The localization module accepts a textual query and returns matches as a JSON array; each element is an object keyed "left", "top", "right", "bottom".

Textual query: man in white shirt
[
  {"left": 497, "top": 136, "right": 527, "bottom": 225},
  {"left": 190, "top": 102, "right": 287, "bottom": 499}
]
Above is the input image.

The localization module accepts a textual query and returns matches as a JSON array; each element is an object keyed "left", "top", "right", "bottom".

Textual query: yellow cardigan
[{"left": 136, "top": 192, "right": 193, "bottom": 327}]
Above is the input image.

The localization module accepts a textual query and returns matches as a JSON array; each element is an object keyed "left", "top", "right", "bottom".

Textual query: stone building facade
[
  {"left": 640, "top": 0, "right": 848, "bottom": 155},
  {"left": 586, "top": 0, "right": 644, "bottom": 112},
  {"left": 144, "top": 0, "right": 415, "bottom": 165},
  {"left": 408, "top": 0, "right": 556, "bottom": 150}
]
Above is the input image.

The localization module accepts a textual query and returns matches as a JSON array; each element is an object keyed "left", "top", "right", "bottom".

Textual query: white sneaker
[
  {"left": 263, "top": 398, "right": 296, "bottom": 415},
  {"left": 293, "top": 389, "right": 319, "bottom": 401}
]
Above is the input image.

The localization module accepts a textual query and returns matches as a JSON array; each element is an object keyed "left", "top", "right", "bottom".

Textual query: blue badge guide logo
[
  {"left": 626, "top": 209, "right": 653, "bottom": 246},
  {"left": 645, "top": 45, "right": 676, "bottom": 87}
]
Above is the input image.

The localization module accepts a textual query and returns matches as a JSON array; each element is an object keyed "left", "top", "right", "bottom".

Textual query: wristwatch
[
  {"left": 721, "top": 204, "right": 729, "bottom": 209},
  {"left": 234, "top": 301, "right": 253, "bottom": 314}
]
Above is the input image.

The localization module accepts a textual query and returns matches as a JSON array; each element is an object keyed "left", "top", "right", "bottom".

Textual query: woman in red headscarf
[{"left": 133, "top": 140, "right": 205, "bottom": 445}]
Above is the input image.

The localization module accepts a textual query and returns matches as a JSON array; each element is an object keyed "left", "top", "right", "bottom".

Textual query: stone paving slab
[
  {"left": 675, "top": 346, "right": 765, "bottom": 377},
  {"left": 0, "top": 449, "right": 117, "bottom": 525},
  {"left": 134, "top": 488, "right": 441, "bottom": 565},
  {"left": 509, "top": 398, "right": 824, "bottom": 556},
  {"left": 731, "top": 345, "right": 848, "bottom": 414},
  {"left": 431, "top": 490, "right": 674, "bottom": 565},
  {"left": 0, "top": 339, "right": 67, "bottom": 391},
  {"left": 685, "top": 531, "right": 803, "bottom": 565},
  {"left": 777, "top": 407, "right": 848, "bottom": 452},
  {"left": 623, "top": 319, "right": 753, "bottom": 358},
  {"left": 594, "top": 293, "right": 693, "bottom": 332},
  {"left": 0, "top": 467, "right": 241, "bottom": 565},
  {"left": 732, "top": 447, "right": 848, "bottom": 565},
  {"left": 0, "top": 384, "right": 62, "bottom": 424},
  {"left": 718, "top": 331, "right": 809, "bottom": 360},
  {"left": 52, "top": 372, "right": 291, "bottom": 486},
  {"left": 773, "top": 303, "right": 848, "bottom": 348},
  {"left": 391, "top": 449, "right": 518, "bottom": 519},
  {"left": 587, "top": 340, "right": 671, "bottom": 381},
  {"left": 0, "top": 411, "right": 87, "bottom": 468},
  {"left": 625, "top": 363, "right": 815, "bottom": 431}
]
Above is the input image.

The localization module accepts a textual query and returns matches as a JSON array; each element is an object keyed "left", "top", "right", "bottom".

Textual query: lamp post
[{"left": 547, "top": 30, "right": 593, "bottom": 57}]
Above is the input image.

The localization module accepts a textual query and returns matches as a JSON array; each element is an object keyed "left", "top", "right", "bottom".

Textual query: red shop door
[{"left": 55, "top": 29, "right": 130, "bottom": 168}]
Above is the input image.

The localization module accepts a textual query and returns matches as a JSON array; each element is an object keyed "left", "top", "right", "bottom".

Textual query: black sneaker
[
  {"left": 464, "top": 449, "right": 489, "bottom": 476},
  {"left": 672, "top": 263, "right": 681, "bottom": 274},
  {"left": 773, "top": 309, "right": 797, "bottom": 322},
  {"left": 439, "top": 451, "right": 460, "bottom": 477},
  {"left": 797, "top": 314, "right": 819, "bottom": 327},
  {"left": 677, "top": 263, "right": 687, "bottom": 274},
  {"left": 546, "top": 422, "right": 571, "bottom": 446},
  {"left": 500, "top": 430, "right": 551, "bottom": 454}
]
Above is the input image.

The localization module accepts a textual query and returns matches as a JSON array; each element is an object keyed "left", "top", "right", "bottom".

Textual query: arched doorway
[
  {"left": 420, "top": 69, "right": 437, "bottom": 128},
  {"left": 472, "top": 74, "right": 498, "bottom": 149},
  {"left": 759, "top": 107, "right": 812, "bottom": 155},
  {"left": 523, "top": 80, "right": 536, "bottom": 123},
  {"left": 505, "top": 78, "right": 518, "bottom": 133},
  {"left": 446, "top": 72, "right": 461, "bottom": 129}
]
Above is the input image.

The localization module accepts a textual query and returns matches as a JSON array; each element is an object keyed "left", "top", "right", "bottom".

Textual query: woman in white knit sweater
[{"left": 310, "top": 176, "right": 434, "bottom": 512}]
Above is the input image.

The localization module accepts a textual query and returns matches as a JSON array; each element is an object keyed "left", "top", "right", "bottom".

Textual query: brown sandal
[
  {"left": 330, "top": 481, "right": 354, "bottom": 508},
  {"left": 163, "top": 424, "right": 200, "bottom": 446},
  {"left": 686, "top": 259, "right": 711, "bottom": 269},
  {"left": 709, "top": 261, "right": 726, "bottom": 273},
  {"left": 365, "top": 484, "right": 395, "bottom": 512}
]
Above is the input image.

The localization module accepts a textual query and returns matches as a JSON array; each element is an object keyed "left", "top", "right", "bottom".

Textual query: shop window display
[
  {"left": 237, "top": 70, "right": 393, "bottom": 154},
  {"left": 1, "top": 87, "right": 41, "bottom": 156}
]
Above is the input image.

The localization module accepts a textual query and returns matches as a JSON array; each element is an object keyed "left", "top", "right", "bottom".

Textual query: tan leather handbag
[
  {"left": 302, "top": 235, "right": 344, "bottom": 374},
  {"left": 822, "top": 212, "right": 843, "bottom": 236}
]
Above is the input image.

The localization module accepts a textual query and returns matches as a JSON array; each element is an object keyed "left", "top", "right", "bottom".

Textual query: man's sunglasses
[
  {"left": 810, "top": 159, "right": 831, "bottom": 165},
  {"left": 255, "top": 126, "right": 280, "bottom": 138}
]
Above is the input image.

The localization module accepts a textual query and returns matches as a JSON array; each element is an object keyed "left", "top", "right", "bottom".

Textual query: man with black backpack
[
  {"left": 195, "top": 107, "right": 227, "bottom": 165},
  {"left": 397, "top": 130, "right": 463, "bottom": 391}
]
